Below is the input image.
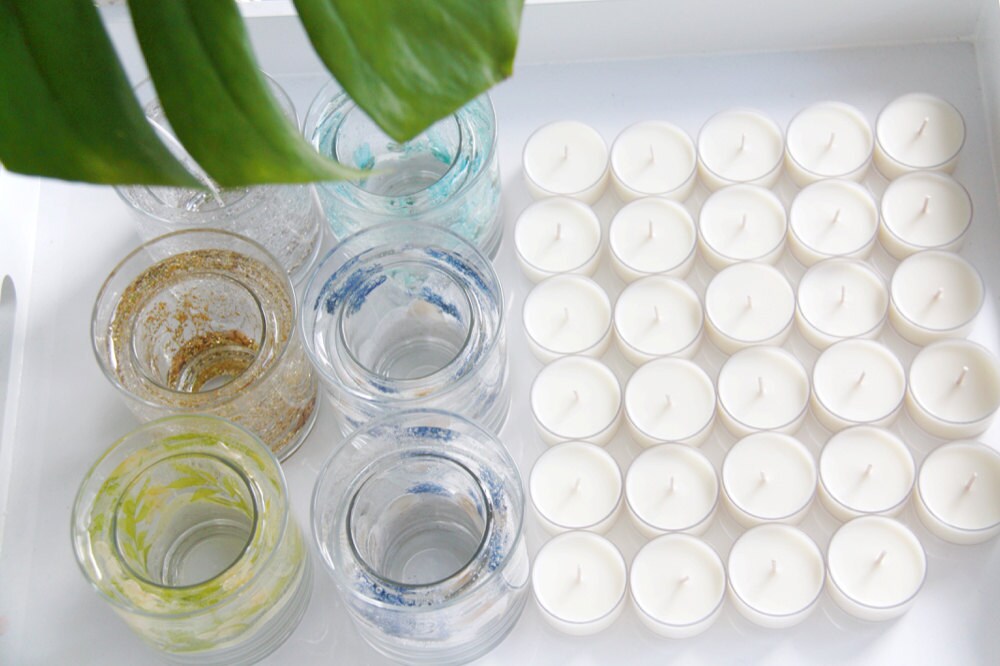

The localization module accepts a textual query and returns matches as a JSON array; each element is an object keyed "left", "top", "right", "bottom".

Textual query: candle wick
[
  {"left": 746, "top": 294, "right": 753, "bottom": 310},
  {"left": 832, "top": 208, "right": 841, "bottom": 224},
  {"left": 555, "top": 222, "right": 562, "bottom": 241},
  {"left": 760, "top": 470, "right": 768, "bottom": 484},
  {"left": 839, "top": 285, "right": 846, "bottom": 305},
  {"left": 740, "top": 213, "right": 748, "bottom": 230},
  {"left": 576, "top": 564, "right": 582, "bottom": 584},
  {"left": 739, "top": 133, "right": 747, "bottom": 152},
  {"left": 653, "top": 305, "right": 661, "bottom": 323},
  {"left": 572, "top": 477, "right": 581, "bottom": 493},
  {"left": 917, "top": 116, "right": 930, "bottom": 136},
  {"left": 668, "top": 475, "right": 675, "bottom": 494},
  {"left": 964, "top": 472, "right": 979, "bottom": 493},
  {"left": 572, "top": 389, "right": 580, "bottom": 402},
  {"left": 864, "top": 463, "right": 873, "bottom": 477},
  {"left": 649, "top": 144, "right": 656, "bottom": 163},
  {"left": 664, "top": 394, "right": 672, "bottom": 409},
  {"left": 771, "top": 559, "right": 778, "bottom": 575},
  {"left": 679, "top": 574, "right": 690, "bottom": 585},
  {"left": 857, "top": 371, "right": 866, "bottom": 385},
  {"left": 648, "top": 219, "right": 654, "bottom": 240},
  {"left": 562, "top": 144, "right": 569, "bottom": 160},
  {"left": 757, "top": 375, "right": 765, "bottom": 396},
  {"left": 956, "top": 365, "right": 969, "bottom": 387},
  {"left": 921, "top": 195, "right": 931, "bottom": 215},
  {"left": 932, "top": 287, "right": 944, "bottom": 302},
  {"left": 827, "top": 131, "right": 836, "bottom": 150},
  {"left": 875, "top": 550, "right": 887, "bottom": 566},
  {"left": 563, "top": 306, "right": 570, "bottom": 321}
]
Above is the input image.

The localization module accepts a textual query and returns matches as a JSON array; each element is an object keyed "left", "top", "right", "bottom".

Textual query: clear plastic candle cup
[
  {"left": 785, "top": 101, "right": 873, "bottom": 186},
  {"left": 874, "top": 93, "right": 965, "bottom": 179},
  {"left": 889, "top": 250, "right": 984, "bottom": 345},
  {"left": 879, "top": 172, "right": 973, "bottom": 259},
  {"left": 788, "top": 180, "right": 878, "bottom": 266},
  {"left": 722, "top": 433, "right": 816, "bottom": 527},
  {"left": 796, "top": 258, "right": 888, "bottom": 350},
  {"left": 915, "top": 441, "right": 1000, "bottom": 544},
  {"left": 514, "top": 197, "right": 602, "bottom": 282},
  {"left": 624, "top": 358, "right": 716, "bottom": 447},
  {"left": 625, "top": 444, "right": 719, "bottom": 537},
  {"left": 717, "top": 347, "right": 810, "bottom": 437},
  {"left": 697, "top": 108, "right": 784, "bottom": 190},
  {"left": 610, "top": 121, "right": 697, "bottom": 201},
  {"left": 704, "top": 263, "right": 795, "bottom": 354},
  {"left": 530, "top": 441, "right": 623, "bottom": 534},
  {"left": 810, "top": 340, "right": 906, "bottom": 431},
  {"left": 531, "top": 356, "right": 623, "bottom": 446},
  {"left": 523, "top": 275, "right": 613, "bottom": 363},
  {"left": 608, "top": 198, "right": 697, "bottom": 282},
  {"left": 698, "top": 185, "right": 787, "bottom": 270},
  {"left": 523, "top": 120, "right": 610, "bottom": 204},
  {"left": 818, "top": 427, "right": 915, "bottom": 521},
  {"left": 614, "top": 276, "right": 703, "bottom": 364}
]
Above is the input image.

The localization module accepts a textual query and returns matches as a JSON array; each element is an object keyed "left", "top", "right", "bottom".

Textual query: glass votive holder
[
  {"left": 727, "top": 524, "right": 825, "bottom": 629},
  {"left": 625, "top": 444, "right": 719, "bottom": 537},
  {"left": 704, "top": 263, "right": 795, "bottom": 355},
  {"left": 873, "top": 93, "right": 966, "bottom": 179},
  {"left": 514, "top": 197, "right": 602, "bottom": 283},
  {"left": 609, "top": 121, "right": 697, "bottom": 202},
  {"left": 614, "top": 276, "right": 703, "bottom": 365},
  {"left": 787, "top": 179, "right": 879, "bottom": 267},
  {"left": 608, "top": 198, "right": 697, "bottom": 283},
  {"left": 523, "top": 275, "right": 612, "bottom": 363},
  {"left": 717, "top": 347, "right": 810, "bottom": 437},
  {"left": 879, "top": 172, "right": 973, "bottom": 259},
  {"left": 301, "top": 222, "right": 508, "bottom": 436},
  {"left": 71, "top": 415, "right": 312, "bottom": 663},
  {"left": 697, "top": 108, "right": 784, "bottom": 191},
  {"left": 116, "top": 78, "right": 324, "bottom": 285},
  {"left": 92, "top": 229, "right": 318, "bottom": 460},
  {"left": 819, "top": 427, "right": 915, "bottom": 522},
  {"left": 810, "top": 340, "right": 906, "bottom": 432},
  {"left": 305, "top": 82, "right": 502, "bottom": 259},
  {"left": 530, "top": 441, "right": 623, "bottom": 534},
  {"left": 796, "top": 258, "right": 888, "bottom": 350},
  {"left": 784, "top": 101, "right": 873, "bottom": 186},
  {"left": 522, "top": 121, "right": 610, "bottom": 204},
  {"left": 532, "top": 531, "right": 627, "bottom": 636},
  {"left": 312, "top": 409, "right": 528, "bottom": 664},
  {"left": 889, "top": 250, "right": 984, "bottom": 346},
  {"left": 825, "top": 516, "right": 926, "bottom": 621},
  {"left": 630, "top": 535, "right": 726, "bottom": 639},
  {"left": 530, "top": 356, "right": 623, "bottom": 446},
  {"left": 914, "top": 441, "right": 1000, "bottom": 544},
  {"left": 721, "top": 433, "right": 816, "bottom": 528},
  {"left": 624, "top": 358, "right": 716, "bottom": 447}
]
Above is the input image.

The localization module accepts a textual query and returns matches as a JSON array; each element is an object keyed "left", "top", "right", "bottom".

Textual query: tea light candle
[
  {"left": 879, "top": 172, "right": 972, "bottom": 259},
  {"left": 788, "top": 180, "right": 878, "bottom": 266},
  {"left": 826, "top": 516, "right": 926, "bottom": 621},
  {"left": 874, "top": 93, "right": 965, "bottom": 179},
  {"left": 624, "top": 359, "right": 716, "bottom": 447},
  {"left": 785, "top": 101, "right": 873, "bottom": 186},
  {"left": 608, "top": 198, "right": 697, "bottom": 282},
  {"left": 717, "top": 347, "right": 810, "bottom": 437},
  {"left": 613, "top": 276, "right": 703, "bottom": 364},
  {"left": 889, "top": 251, "right": 983, "bottom": 345},
  {"left": 698, "top": 185, "right": 787, "bottom": 269},
  {"left": 532, "top": 531, "right": 627, "bottom": 635},
  {"left": 704, "top": 263, "right": 794, "bottom": 354},
  {"left": 697, "top": 108, "right": 784, "bottom": 190},
  {"left": 530, "top": 441, "right": 623, "bottom": 534},
  {"left": 523, "top": 121, "right": 609, "bottom": 204},
  {"left": 523, "top": 275, "right": 612, "bottom": 362},
  {"left": 727, "top": 524, "right": 825, "bottom": 628},
  {"left": 907, "top": 340, "right": 1000, "bottom": 439},
  {"left": 796, "top": 258, "right": 887, "bottom": 350},
  {"left": 722, "top": 433, "right": 816, "bottom": 527},
  {"left": 610, "top": 121, "right": 697, "bottom": 201},
  {"left": 810, "top": 340, "right": 906, "bottom": 431},
  {"left": 630, "top": 535, "right": 726, "bottom": 639},
  {"left": 818, "top": 426, "right": 915, "bottom": 521},
  {"left": 514, "top": 197, "right": 602, "bottom": 282},
  {"left": 531, "top": 356, "right": 622, "bottom": 445},
  {"left": 915, "top": 441, "right": 1000, "bottom": 544},
  {"left": 625, "top": 444, "right": 719, "bottom": 537}
]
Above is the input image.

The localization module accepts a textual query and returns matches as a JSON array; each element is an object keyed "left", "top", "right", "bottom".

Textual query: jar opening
[
  {"left": 347, "top": 454, "right": 490, "bottom": 587},
  {"left": 113, "top": 453, "right": 259, "bottom": 589}
]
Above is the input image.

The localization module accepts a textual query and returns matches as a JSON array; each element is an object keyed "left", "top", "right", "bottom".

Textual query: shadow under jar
[
  {"left": 115, "top": 77, "right": 325, "bottom": 285},
  {"left": 305, "top": 82, "right": 502, "bottom": 259},
  {"left": 92, "top": 229, "right": 318, "bottom": 460},
  {"left": 312, "top": 409, "right": 529, "bottom": 665},
  {"left": 71, "top": 415, "right": 312, "bottom": 665},
  {"left": 301, "top": 223, "right": 508, "bottom": 436}
]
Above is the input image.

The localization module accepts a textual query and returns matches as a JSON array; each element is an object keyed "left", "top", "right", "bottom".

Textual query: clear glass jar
[
  {"left": 301, "top": 222, "right": 508, "bottom": 435},
  {"left": 304, "top": 82, "right": 502, "bottom": 259},
  {"left": 92, "top": 229, "right": 318, "bottom": 459},
  {"left": 116, "top": 77, "right": 325, "bottom": 284},
  {"left": 312, "top": 409, "right": 528, "bottom": 665},
  {"left": 71, "top": 415, "right": 312, "bottom": 664}
]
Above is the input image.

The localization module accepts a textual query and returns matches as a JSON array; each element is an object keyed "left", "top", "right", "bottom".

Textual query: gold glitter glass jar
[{"left": 92, "top": 229, "right": 318, "bottom": 459}]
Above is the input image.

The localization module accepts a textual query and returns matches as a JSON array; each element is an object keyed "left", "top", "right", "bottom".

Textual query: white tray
[{"left": 3, "top": 1, "right": 1000, "bottom": 663}]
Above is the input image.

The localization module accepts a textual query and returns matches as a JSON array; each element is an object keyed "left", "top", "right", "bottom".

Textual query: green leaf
[
  {"left": 294, "top": 0, "right": 523, "bottom": 142},
  {"left": 128, "top": 0, "right": 363, "bottom": 187},
  {"left": 0, "top": 0, "right": 198, "bottom": 186}
]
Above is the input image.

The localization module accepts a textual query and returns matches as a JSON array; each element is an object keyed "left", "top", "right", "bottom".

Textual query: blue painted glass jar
[
  {"left": 304, "top": 82, "right": 502, "bottom": 259},
  {"left": 312, "top": 409, "right": 528, "bottom": 665},
  {"left": 300, "top": 223, "right": 509, "bottom": 435}
]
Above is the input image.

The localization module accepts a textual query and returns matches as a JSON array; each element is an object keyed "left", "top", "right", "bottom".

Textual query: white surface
[
  {"left": 530, "top": 441, "right": 623, "bottom": 533},
  {"left": 6, "top": 1, "right": 1000, "bottom": 663}
]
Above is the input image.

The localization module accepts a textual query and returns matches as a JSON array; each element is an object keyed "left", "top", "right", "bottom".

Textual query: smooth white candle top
[
  {"left": 523, "top": 121, "right": 608, "bottom": 197},
  {"left": 698, "top": 109, "right": 784, "bottom": 184},
  {"left": 728, "top": 524, "right": 825, "bottom": 617},
  {"left": 909, "top": 340, "right": 1000, "bottom": 424},
  {"left": 625, "top": 359, "right": 715, "bottom": 443},
  {"left": 789, "top": 180, "right": 878, "bottom": 258},
  {"left": 530, "top": 442, "right": 622, "bottom": 531},
  {"left": 827, "top": 517, "right": 926, "bottom": 611},
  {"left": 532, "top": 531, "right": 627, "bottom": 625},
  {"left": 820, "top": 427, "right": 915, "bottom": 515},
  {"left": 797, "top": 259, "right": 887, "bottom": 339},
  {"left": 705, "top": 263, "right": 794, "bottom": 344},
  {"left": 523, "top": 275, "right": 611, "bottom": 356},
  {"left": 717, "top": 347, "right": 810, "bottom": 431},
  {"left": 723, "top": 433, "right": 816, "bottom": 521},
  {"left": 626, "top": 445, "right": 718, "bottom": 532},
  {"left": 630, "top": 535, "right": 725, "bottom": 627},
  {"left": 812, "top": 340, "right": 905, "bottom": 424},
  {"left": 918, "top": 442, "right": 1000, "bottom": 532},
  {"left": 614, "top": 276, "right": 702, "bottom": 360},
  {"left": 881, "top": 172, "right": 972, "bottom": 250},
  {"left": 531, "top": 356, "right": 622, "bottom": 441},
  {"left": 699, "top": 185, "right": 787, "bottom": 262},
  {"left": 876, "top": 93, "right": 965, "bottom": 170},
  {"left": 786, "top": 101, "right": 873, "bottom": 178},
  {"left": 609, "top": 198, "right": 696, "bottom": 276},
  {"left": 890, "top": 251, "right": 983, "bottom": 334},
  {"left": 514, "top": 197, "right": 602, "bottom": 277},
  {"left": 610, "top": 121, "right": 696, "bottom": 196}
]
